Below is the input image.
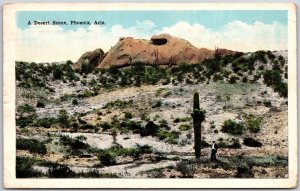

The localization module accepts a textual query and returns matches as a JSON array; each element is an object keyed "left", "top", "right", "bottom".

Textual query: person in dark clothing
[{"left": 211, "top": 141, "right": 218, "bottom": 162}]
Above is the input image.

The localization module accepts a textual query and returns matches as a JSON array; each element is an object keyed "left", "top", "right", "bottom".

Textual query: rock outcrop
[
  {"left": 76, "top": 34, "right": 238, "bottom": 69},
  {"left": 74, "top": 48, "right": 105, "bottom": 69}
]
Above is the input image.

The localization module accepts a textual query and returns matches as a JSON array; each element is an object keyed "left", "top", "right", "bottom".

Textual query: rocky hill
[{"left": 74, "top": 34, "right": 238, "bottom": 69}]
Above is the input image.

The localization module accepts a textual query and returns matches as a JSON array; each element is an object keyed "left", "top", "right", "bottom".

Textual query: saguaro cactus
[{"left": 191, "top": 92, "right": 205, "bottom": 159}]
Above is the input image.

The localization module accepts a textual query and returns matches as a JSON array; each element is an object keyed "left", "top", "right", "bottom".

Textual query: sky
[{"left": 16, "top": 10, "right": 288, "bottom": 62}]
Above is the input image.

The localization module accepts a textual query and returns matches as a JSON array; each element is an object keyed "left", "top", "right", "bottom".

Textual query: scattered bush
[
  {"left": 156, "top": 130, "right": 180, "bottom": 144},
  {"left": 16, "top": 138, "right": 47, "bottom": 154},
  {"left": 141, "top": 121, "right": 159, "bottom": 136},
  {"left": 124, "top": 112, "right": 133, "bottom": 119},
  {"left": 217, "top": 138, "right": 241, "bottom": 149},
  {"left": 97, "top": 145, "right": 153, "bottom": 166},
  {"left": 33, "top": 117, "right": 56, "bottom": 128},
  {"left": 72, "top": 99, "right": 79, "bottom": 105},
  {"left": 103, "top": 99, "right": 133, "bottom": 109},
  {"left": 244, "top": 114, "right": 262, "bottom": 133},
  {"left": 179, "top": 124, "right": 190, "bottom": 131},
  {"left": 36, "top": 101, "right": 45, "bottom": 108},
  {"left": 263, "top": 100, "right": 272, "bottom": 107},
  {"left": 221, "top": 119, "right": 244, "bottom": 135},
  {"left": 152, "top": 100, "right": 163, "bottom": 108}
]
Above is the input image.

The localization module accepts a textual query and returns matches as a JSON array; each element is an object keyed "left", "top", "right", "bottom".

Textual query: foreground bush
[{"left": 16, "top": 157, "right": 43, "bottom": 178}]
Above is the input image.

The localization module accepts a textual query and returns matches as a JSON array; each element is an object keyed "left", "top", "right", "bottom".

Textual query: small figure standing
[{"left": 211, "top": 141, "right": 218, "bottom": 162}]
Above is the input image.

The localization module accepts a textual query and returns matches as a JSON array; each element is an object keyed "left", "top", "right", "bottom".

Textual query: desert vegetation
[{"left": 16, "top": 50, "right": 288, "bottom": 178}]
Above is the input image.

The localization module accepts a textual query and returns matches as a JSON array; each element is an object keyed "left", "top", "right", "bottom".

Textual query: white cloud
[
  {"left": 16, "top": 20, "right": 287, "bottom": 63},
  {"left": 16, "top": 21, "right": 151, "bottom": 62},
  {"left": 157, "top": 21, "right": 287, "bottom": 52}
]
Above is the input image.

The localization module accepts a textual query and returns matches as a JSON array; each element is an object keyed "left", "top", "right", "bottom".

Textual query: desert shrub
[
  {"left": 57, "top": 109, "right": 70, "bottom": 128},
  {"left": 174, "top": 118, "right": 181, "bottom": 123},
  {"left": 274, "top": 82, "right": 288, "bottom": 98},
  {"left": 16, "top": 138, "right": 47, "bottom": 154},
  {"left": 235, "top": 163, "right": 254, "bottom": 178},
  {"left": 217, "top": 138, "right": 241, "bottom": 149},
  {"left": 176, "top": 160, "right": 196, "bottom": 178},
  {"left": 263, "top": 70, "right": 282, "bottom": 86},
  {"left": 77, "top": 90, "right": 95, "bottom": 98},
  {"left": 17, "top": 104, "right": 36, "bottom": 113},
  {"left": 258, "top": 65, "right": 265, "bottom": 70},
  {"left": 53, "top": 65, "right": 63, "bottom": 80},
  {"left": 33, "top": 117, "right": 56, "bottom": 128},
  {"left": 80, "top": 124, "right": 95, "bottom": 130},
  {"left": 59, "top": 135, "right": 89, "bottom": 156},
  {"left": 48, "top": 163, "right": 76, "bottom": 178},
  {"left": 174, "top": 116, "right": 192, "bottom": 123},
  {"left": 201, "top": 140, "right": 210, "bottom": 148},
  {"left": 158, "top": 119, "right": 169, "bottom": 129},
  {"left": 72, "top": 99, "right": 79, "bottom": 105},
  {"left": 213, "top": 74, "right": 223, "bottom": 82},
  {"left": 16, "top": 157, "right": 43, "bottom": 178},
  {"left": 100, "top": 122, "right": 112, "bottom": 131},
  {"left": 120, "top": 120, "right": 143, "bottom": 134},
  {"left": 243, "top": 137, "right": 262, "bottom": 147},
  {"left": 97, "top": 145, "right": 153, "bottom": 166},
  {"left": 141, "top": 121, "right": 159, "bottom": 136},
  {"left": 229, "top": 138, "right": 242, "bottom": 148},
  {"left": 16, "top": 114, "right": 37, "bottom": 128},
  {"left": 163, "top": 91, "right": 172, "bottom": 98},
  {"left": 229, "top": 75, "right": 239, "bottom": 84},
  {"left": 244, "top": 114, "right": 262, "bottom": 133},
  {"left": 263, "top": 69, "right": 287, "bottom": 98},
  {"left": 76, "top": 170, "right": 119, "bottom": 178},
  {"left": 98, "top": 151, "right": 117, "bottom": 166},
  {"left": 80, "top": 60, "right": 94, "bottom": 75},
  {"left": 242, "top": 76, "right": 248, "bottom": 83},
  {"left": 221, "top": 119, "right": 244, "bottom": 135},
  {"left": 156, "top": 88, "right": 166, "bottom": 96},
  {"left": 103, "top": 99, "right": 133, "bottom": 109},
  {"left": 179, "top": 123, "right": 190, "bottom": 131},
  {"left": 36, "top": 101, "right": 45, "bottom": 108},
  {"left": 156, "top": 130, "right": 180, "bottom": 144},
  {"left": 263, "top": 100, "right": 272, "bottom": 107},
  {"left": 124, "top": 112, "right": 133, "bottom": 119},
  {"left": 152, "top": 100, "right": 163, "bottom": 108}
]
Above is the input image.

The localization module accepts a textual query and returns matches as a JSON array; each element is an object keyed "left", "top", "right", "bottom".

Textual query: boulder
[
  {"left": 74, "top": 48, "right": 105, "bottom": 69},
  {"left": 97, "top": 34, "right": 237, "bottom": 68}
]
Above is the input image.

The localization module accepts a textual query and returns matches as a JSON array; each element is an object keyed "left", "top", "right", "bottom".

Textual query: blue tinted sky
[
  {"left": 17, "top": 10, "right": 287, "bottom": 30},
  {"left": 15, "top": 10, "right": 288, "bottom": 62}
]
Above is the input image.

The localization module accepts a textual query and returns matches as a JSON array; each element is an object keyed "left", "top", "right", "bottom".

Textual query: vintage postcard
[{"left": 3, "top": 3, "right": 297, "bottom": 188}]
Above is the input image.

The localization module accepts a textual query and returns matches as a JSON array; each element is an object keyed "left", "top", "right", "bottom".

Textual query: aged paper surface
[{"left": 3, "top": 3, "right": 297, "bottom": 188}]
